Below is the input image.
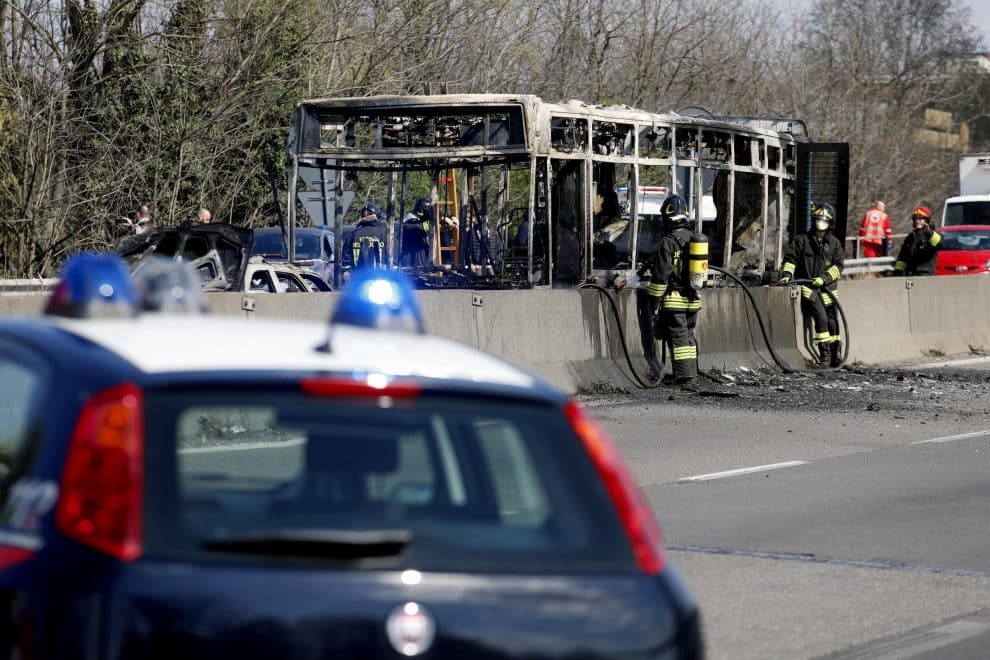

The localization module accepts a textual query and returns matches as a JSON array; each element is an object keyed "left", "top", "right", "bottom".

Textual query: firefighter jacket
[
  {"left": 400, "top": 214, "right": 431, "bottom": 268},
  {"left": 858, "top": 208, "right": 892, "bottom": 246},
  {"left": 782, "top": 231, "right": 845, "bottom": 293},
  {"left": 349, "top": 217, "right": 389, "bottom": 269},
  {"left": 646, "top": 226, "right": 701, "bottom": 312},
  {"left": 893, "top": 228, "right": 942, "bottom": 276}
]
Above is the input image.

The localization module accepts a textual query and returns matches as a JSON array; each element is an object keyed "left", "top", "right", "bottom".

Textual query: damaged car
[{"left": 118, "top": 224, "right": 330, "bottom": 292}]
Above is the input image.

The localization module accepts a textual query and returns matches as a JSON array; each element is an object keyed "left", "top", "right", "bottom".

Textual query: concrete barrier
[{"left": 2, "top": 276, "right": 987, "bottom": 393}]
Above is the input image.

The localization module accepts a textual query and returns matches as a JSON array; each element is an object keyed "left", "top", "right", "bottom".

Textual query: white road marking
[
  {"left": 678, "top": 460, "right": 810, "bottom": 482},
  {"left": 911, "top": 429, "right": 990, "bottom": 445},
  {"left": 842, "top": 619, "right": 990, "bottom": 660}
]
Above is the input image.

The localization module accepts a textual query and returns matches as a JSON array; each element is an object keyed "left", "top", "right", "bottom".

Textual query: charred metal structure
[{"left": 286, "top": 94, "right": 847, "bottom": 288}]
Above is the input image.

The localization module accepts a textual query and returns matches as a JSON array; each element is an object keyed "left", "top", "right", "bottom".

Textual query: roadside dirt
[{"left": 581, "top": 360, "right": 990, "bottom": 427}]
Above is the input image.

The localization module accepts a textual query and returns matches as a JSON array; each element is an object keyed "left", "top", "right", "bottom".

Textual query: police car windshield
[{"left": 143, "top": 392, "right": 633, "bottom": 571}]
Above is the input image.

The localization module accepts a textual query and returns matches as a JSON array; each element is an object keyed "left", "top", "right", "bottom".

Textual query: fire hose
[{"left": 578, "top": 267, "right": 852, "bottom": 388}]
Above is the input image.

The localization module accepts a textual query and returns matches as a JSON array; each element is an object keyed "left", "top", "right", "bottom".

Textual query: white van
[{"left": 616, "top": 186, "right": 716, "bottom": 223}]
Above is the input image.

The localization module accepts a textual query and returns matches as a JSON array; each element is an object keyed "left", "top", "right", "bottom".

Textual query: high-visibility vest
[{"left": 858, "top": 209, "right": 892, "bottom": 243}]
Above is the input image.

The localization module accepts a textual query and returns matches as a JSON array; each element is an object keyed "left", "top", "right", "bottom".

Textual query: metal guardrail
[
  {"left": 0, "top": 278, "right": 58, "bottom": 296},
  {"left": 843, "top": 257, "right": 894, "bottom": 276}
]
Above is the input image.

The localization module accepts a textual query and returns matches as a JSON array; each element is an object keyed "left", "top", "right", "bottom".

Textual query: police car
[{"left": 0, "top": 255, "right": 702, "bottom": 658}]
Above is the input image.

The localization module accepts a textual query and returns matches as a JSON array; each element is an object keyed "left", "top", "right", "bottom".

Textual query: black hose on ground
[
  {"left": 707, "top": 265, "right": 851, "bottom": 373},
  {"left": 578, "top": 268, "right": 852, "bottom": 390},
  {"left": 576, "top": 282, "right": 664, "bottom": 389}
]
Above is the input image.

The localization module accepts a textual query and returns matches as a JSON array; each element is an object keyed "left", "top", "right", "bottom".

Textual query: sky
[
  {"left": 967, "top": 0, "right": 990, "bottom": 49},
  {"left": 781, "top": 1, "right": 990, "bottom": 50}
]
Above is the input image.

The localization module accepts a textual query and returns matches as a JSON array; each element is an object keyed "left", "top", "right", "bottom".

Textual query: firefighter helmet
[
  {"left": 911, "top": 206, "right": 932, "bottom": 221},
  {"left": 361, "top": 203, "right": 384, "bottom": 220},
  {"left": 413, "top": 197, "right": 434, "bottom": 222},
  {"left": 660, "top": 194, "right": 689, "bottom": 230},
  {"left": 812, "top": 202, "right": 835, "bottom": 232}
]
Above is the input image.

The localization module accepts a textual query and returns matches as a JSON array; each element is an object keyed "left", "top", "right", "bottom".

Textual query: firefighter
[
  {"left": 780, "top": 202, "right": 845, "bottom": 367},
  {"left": 892, "top": 206, "right": 942, "bottom": 276},
  {"left": 349, "top": 203, "right": 390, "bottom": 270},
  {"left": 400, "top": 197, "right": 433, "bottom": 267},
  {"left": 648, "top": 194, "right": 702, "bottom": 391}
]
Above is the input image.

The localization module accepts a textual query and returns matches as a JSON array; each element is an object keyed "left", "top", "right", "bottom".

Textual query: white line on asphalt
[
  {"left": 678, "top": 460, "right": 810, "bottom": 482},
  {"left": 910, "top": 429, "right": 990, "bottom": 445},
  {"left": 843, "top": 619, "right": 990, "bottom": 660}
]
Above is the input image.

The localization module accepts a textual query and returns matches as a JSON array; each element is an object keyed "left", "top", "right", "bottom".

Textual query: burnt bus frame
[{"left": 285, "top": 94, "right": 846, "bottom": 289}]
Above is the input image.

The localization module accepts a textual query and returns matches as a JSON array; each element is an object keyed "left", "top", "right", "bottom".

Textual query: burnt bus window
[
  {"left": 702, "top": 131, "right": 730, "bottom": 165},
  {"left": 734, "top": 136, "right": 752, "bottom": 167},
  {"left": 551, "top": 117, "right": 587, "bottom": 153},
  {"left": 768, "top": 146, "right": 781, "bottom": 172},
  {"left": 592, "top": 122, "right": 633, "bottom": 156},
  {"left": 638, "top": 126, "right": 670, "bottom": 159},
  {"left": 675, "top": 129, "right": 697, "bottom": 163}
]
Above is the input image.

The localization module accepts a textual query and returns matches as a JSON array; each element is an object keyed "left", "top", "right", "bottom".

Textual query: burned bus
[{"left": 285, "top": 94, "right": 847, "bottom": 289}]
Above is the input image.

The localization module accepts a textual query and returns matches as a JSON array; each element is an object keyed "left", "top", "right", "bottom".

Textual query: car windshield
[
  {"left": 943, "top": 201, "right": 990, "bottom": 227},
  {"left": 293, "top": 234, "right": 322, "bottom": 259},
  {"left": 143, "top": 391, "right": 633, "bottom": 571},
  {"left": 252, "top": 231, "right": 287, "bottom": 257},
  {"left": 941, "top": 229, "right": 990, "bottom": 250},
  {"left": 252, "top": 232, "right": 323, "bottom": 260}
]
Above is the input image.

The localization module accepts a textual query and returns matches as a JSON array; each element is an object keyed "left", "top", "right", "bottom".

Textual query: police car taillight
[
  {"left": 55, "top": 383, "right": 143, "bottom": 561},
  {"left": 300, "top": 376, "right": 421, "bottom": 399},
  {"left": 565, "top": 400, "right": 667, "bottom": 575}
]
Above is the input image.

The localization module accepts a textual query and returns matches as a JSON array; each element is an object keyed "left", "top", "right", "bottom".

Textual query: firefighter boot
[
  {"left": 830, "top": 341, "right": 843, "bottom": 368},
  {"left": 818, "top": 345, "right": 830, "bottom": 366}
]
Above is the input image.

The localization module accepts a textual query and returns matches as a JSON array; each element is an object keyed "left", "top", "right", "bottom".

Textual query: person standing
[
  {"left": 648, "top": 194, "right": 702, "bottom": 391},
  {"left": 857, "top": 200, "right": 893, "bottom": 258},
  {"left": 780, "top": 202, "right": 845, "bottom": 367},
  {"left": 399, "top": 197, "right": 433, "bottom": 267},
  {"left": 349, "top": 203, "right": 390, "bottom": 270},
  {"left": 892, "top": 206, "right": 942, "bottom": 276}
]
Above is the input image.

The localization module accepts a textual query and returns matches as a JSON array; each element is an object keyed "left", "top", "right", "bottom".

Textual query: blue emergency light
[
  {"left": 45, "top": 253, "right": 138, "bottom": 318},
  {"left": 330, "top": 270, "right": 425, "bottom": 334}
]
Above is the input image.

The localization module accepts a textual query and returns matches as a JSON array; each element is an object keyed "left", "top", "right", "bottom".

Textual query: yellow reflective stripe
[
  {"left": 672, "top": 346, "right": 697, "bottom": 360},
  {"left": 663, "top": 301, "right": 696, "bottom": 310},
  {"left": 894, "top": 261, "right": 906, "bottom": 271},
  {"left": 821, "top": 291, "right": 834, "bottom": 305},
  {"left": 813, "top": 331, "right": 830, "bottom": 344},
  {"left": 663, "top": 292, "right": 701, "bottom": 310},
  {"left": 689, "top": 242, "right": 707, "bottom": 255},
  {"left": 782, "top": 262, "right": 796, "bottom": 275},
  {"left": 827, "top": 265, "right": 841, "bottom": 280},
  {"left": 929, "top": 232, "right": 942, "bottom": 246},
  {"left": 801, "top": 286, "right": 812, "bottom": 299},
  {"left": 647, "top": 283, "right": 666, "bottom": 297}
]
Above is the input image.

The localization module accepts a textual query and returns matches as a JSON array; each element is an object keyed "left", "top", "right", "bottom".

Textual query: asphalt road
[{"left": 583, "top": 360, "right": 990, "bottom": 660}]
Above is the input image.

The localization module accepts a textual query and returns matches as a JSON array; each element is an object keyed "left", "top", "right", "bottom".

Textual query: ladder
[{"left": 434, "top": 168, "right": 460, "bottom": 265}]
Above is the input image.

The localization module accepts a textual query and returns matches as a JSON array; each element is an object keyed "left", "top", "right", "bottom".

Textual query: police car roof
[{"left": 39, "top": 315, "right": 550, "bottom": 396}]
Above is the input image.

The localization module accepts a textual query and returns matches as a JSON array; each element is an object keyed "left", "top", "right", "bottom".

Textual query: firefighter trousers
[
  {"left": 801, "top": 290, "right": 838, "bottom": 347},
  {"left": 658, "top": 309, "right": 698, "bottom": 383}
]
